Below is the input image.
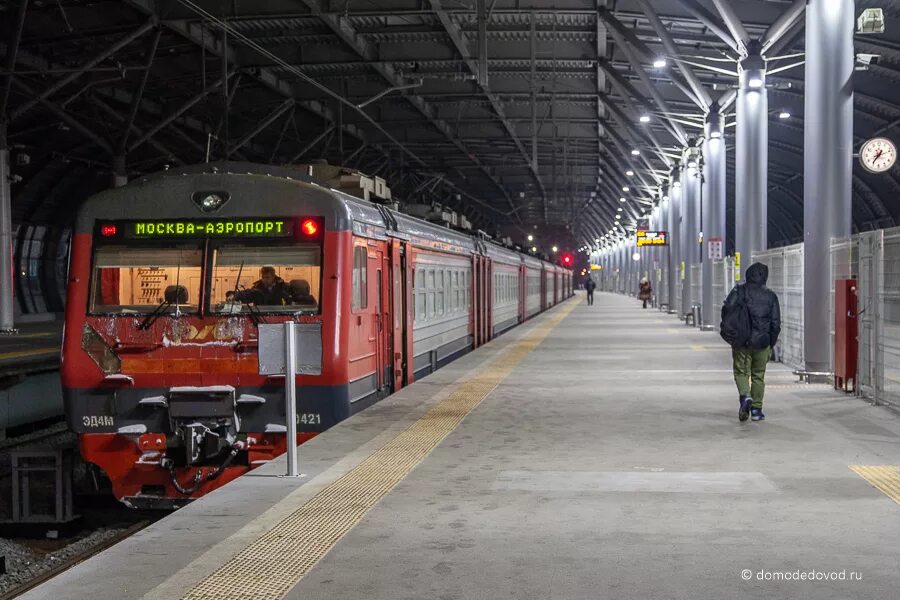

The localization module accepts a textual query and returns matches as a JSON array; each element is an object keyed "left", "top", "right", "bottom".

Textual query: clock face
[{"left": 860, "top": 137, "right": 897, "bottom": 173}]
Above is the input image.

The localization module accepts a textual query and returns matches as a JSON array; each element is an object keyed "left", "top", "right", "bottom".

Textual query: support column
[
  {"left": 667, "top": 170, "right": 681, "bottom": 315},
  {"left": 658, "top": 193, "right": 669, "bottom": 309},
  {"left": 735, "top": 44, "right": 768, "bottom": 276},
  {"left": 0, "top": 123, "right": 15, "bottom": 333},
  {"left": 804, "top": 0, "right": 854, "bottom": 372},
  {"left": 702, "top": 112, "right": 727, "bottom": 328},
  {"left": 682, "top": 149, "right": 701, "bottom": 317}
]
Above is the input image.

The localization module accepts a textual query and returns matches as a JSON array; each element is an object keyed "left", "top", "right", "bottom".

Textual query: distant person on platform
[
  {"left": 639, "top": 277, "right": 652, "bottom": 309},
  {"left": 584, "top": 276, "right": 596, "bottom": 306},
  {"left": 720, "top": 262, "right": 781, "bottom": 423}
]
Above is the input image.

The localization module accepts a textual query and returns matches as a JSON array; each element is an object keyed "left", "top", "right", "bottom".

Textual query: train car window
[
  {"left": 210, "top": 245, "right": 321, "bottom": 314},
  {"left": 436, "top": 270, "right": 444, "bottom": 316},
  {"left": 427, "top": 269, "right": 435, "bottom": 318},
  {"left": 89, "top": 245, "right": 202, "bottom": 314},
  {"left": 414, "top": 267, "right": 425, "bottom": 322},
  {"left": 351, "top": 246, "right": 368, "bottom": 311}
]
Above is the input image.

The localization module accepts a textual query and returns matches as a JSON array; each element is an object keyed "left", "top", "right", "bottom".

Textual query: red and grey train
[{"left": 62, "top": 163, "right": 573, "bottom": 508}]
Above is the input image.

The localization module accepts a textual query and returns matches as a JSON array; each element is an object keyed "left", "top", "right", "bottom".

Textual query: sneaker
[
  {"left": 738, "top": 396, "right": 752, "bottom": 422},
  {"left": 751, "top": 408, "right": 765, "bottom": 421}
]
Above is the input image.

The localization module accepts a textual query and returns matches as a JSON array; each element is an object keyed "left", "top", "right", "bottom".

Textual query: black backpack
[{"left": 720, "top": 285, "right": 752, "bottom": 347}]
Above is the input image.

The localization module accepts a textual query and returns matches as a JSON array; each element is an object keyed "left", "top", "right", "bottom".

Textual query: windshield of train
[
  {"left": 210, "top": 245, "right": 321, "bottom": 314},
  {"left": 90, "top": 246, "right": 203, "bottom": 314}
]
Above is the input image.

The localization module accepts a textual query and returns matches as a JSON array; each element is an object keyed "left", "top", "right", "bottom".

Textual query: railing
[
  {"left": 657, "top": 266, "right": 668, "bottom": 309},
  {"left": 855, "top": 227, "right": 900, "bottom": 407},
  {"left": 752, "top": 244, "right": 805, "bottom": 370},
  {"left": 711, "top": 257, "right": 736, "bottom": 311},
  {"left": 689, "top": 263, "right": 702, "bottom": 314},
  {"left": 829, "top": 238, "right": 858, "bottom": 374}
]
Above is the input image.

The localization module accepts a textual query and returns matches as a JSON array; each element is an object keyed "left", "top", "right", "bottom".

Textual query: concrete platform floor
[{"left": 25, "top": 292, "right": 900, "bottom": 599}]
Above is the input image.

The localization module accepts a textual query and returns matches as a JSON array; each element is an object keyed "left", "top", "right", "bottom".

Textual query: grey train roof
[{"left": 78, "top": 162, "right": 561, "bottom": 270}]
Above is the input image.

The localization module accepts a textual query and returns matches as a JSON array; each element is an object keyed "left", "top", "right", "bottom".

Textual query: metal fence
[
  {"left": 829, "top": 238, "right": 858, "bottom": 373},
  {"left": 752, "top": 244, "right": 805, "bottom": 370},
  {"left": 657, "top": 266, "right": 668, "bottom": 310},
  {"left": 689, "top": 263, "right": 702, "bottom": 312},
  {"left": 711, "top": 257, "right": 736, "bottom": 310},
  {"left": 855, "top": 227, "right": 900, "bottom": 407}
]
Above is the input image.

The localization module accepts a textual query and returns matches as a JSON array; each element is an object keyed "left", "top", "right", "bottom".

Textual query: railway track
[{"left": 0, "top": 520, "right": 150, "bottom": 600}]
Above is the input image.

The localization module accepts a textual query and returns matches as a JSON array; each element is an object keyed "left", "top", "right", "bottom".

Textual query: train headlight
[
  {"left": 191, "top": 191, "right": 230, "bottom": 213},
  {"left": 81, "top": 324, "right": 121, "bottom": 374}
]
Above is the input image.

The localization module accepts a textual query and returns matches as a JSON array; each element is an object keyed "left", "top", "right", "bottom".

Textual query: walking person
[
  {"left": 584, "top": 276, "right": 596, "bottom": 306},
  {"left": 639, "top": 277, "right": 652, "bottom": 309},
  {"left": 720, "top": 262, "right": 781, "bottom": 422}
]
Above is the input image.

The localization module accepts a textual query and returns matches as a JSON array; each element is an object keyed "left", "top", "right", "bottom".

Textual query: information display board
[{"left": 636, "top": 230, "right": 668, "bottom": 247}]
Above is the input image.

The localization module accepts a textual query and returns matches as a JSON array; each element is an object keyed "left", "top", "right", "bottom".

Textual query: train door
[
  {"left": 389, "top": 239, "right": 409, "bottom": 390},
  {"left": 518, "top": 264, "right": 526, "bottom": 323},
  {"left": 540, "top": 269, "right": 546, "bottom": 311},
  {"left": 484, "top": 259, "right": 493, "bottom": 343},
  {"left": 370, "top": 247, "right": 391, "bottom": 393},
  {"left": 472, "top": 255, "right": 483, "bottom": 347}
]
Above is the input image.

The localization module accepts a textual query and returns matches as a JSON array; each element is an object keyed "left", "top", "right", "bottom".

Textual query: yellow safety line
[
  {"left": 183, "top": 299, "right": 580, "bottom": 600},
  {"left": 0, "top": 346, "right": 58, "bottom": 360},
  {"left": 849, "top": 465, "right": 900, "bottom": 506}
]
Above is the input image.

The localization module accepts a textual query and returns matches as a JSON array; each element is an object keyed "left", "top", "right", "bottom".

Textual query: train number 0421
[{"left": 297, "top": 413, "right": 322, "bottom": 425}]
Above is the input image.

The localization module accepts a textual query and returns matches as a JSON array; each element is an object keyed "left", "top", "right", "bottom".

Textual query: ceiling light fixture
[
  {"left": 639, "top": 114, "right": 651, "bottom": 123},
  {"left": 653, "top": 58, "right": 667, "bottom": 68},
  {"left": 778, "top": 111, "right": 791, "bottom": 119},
  {"left": 631, "top": 149, "right": 641, "bottom": 156},
  {"left": 626, "top": 170, "right": 634, "bottom": 177}
]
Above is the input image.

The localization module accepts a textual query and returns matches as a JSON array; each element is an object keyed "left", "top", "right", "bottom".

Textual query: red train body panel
[{"left": 62, "top": 163, "right": 573, "bottom": 508}]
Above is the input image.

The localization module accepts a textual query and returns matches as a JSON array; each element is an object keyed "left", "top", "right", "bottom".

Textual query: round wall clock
[{"left": 859, "top": 137, "right": 897, "bottom": 173}]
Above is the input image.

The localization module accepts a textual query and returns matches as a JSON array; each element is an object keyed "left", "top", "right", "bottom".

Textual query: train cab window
[
  {"left": 89, "top": 246, "right": 203, "bottom": 314},
  {"left": 210, "top": 245, "right": 321, "bottom": 314},
  {"left": 352, "top": 246, "right": 368, "bottom": 311}
]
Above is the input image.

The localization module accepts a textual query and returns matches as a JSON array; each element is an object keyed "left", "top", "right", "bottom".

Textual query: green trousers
[{"left": 732, "top": 347, "right": 772, "bottom": 409}]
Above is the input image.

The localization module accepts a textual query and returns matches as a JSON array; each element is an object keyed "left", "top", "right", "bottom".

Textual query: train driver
[{"left": 230, "top": 266, "right": 291, "bottom": 306}]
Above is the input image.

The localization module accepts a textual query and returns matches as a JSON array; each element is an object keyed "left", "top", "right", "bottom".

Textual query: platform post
[
  {"left": 735, "top": 44, "right": 768, "bottom": 272},
  {"left": 0, "top": 123, "right": 15, "bottom": 334},
  {"left": 702, "top": 112, "right": 726, "bottom": 328},
  {"left": 657, "top": 192, "right": 669, "bottom": 308},
  {"left": 284, "top": 321, "right": 299, "bottom": 477},
  {"left": 803, "top": 0, "right": 854, "bottom": 373},
  {"left": 682, "top": 154, "right": 701, "bottom": 317},
  {"left": 666, "top": 172, "right": 680, "bottom": 315}
]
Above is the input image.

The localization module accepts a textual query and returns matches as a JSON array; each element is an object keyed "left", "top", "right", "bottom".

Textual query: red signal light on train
[
  {"left": 561, "top": 253, "right": 573, "bottom": 266},
  {"left": 100, "top": 225, "right": 117, "bottom": 237},
  {"left": 300, "top": 218, "right": 319, "bottom": 237}
]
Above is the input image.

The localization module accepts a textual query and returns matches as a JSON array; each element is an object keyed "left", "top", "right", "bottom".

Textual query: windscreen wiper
[{"left": 137, "top": 300, "right": 170, "bottom": 330}]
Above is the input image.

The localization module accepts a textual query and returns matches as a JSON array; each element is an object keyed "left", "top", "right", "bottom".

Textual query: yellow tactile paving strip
[
  {"left": 849, "top": 465, "right": 900, "bottom": 506},
  {"left": 183, "top": 299, "right": 579, "bottom": 600},
  {"left": 0, "top": 346, "right": 58, "bottom": 361}
]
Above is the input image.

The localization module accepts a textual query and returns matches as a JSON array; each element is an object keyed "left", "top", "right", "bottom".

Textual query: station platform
[
  {"left": 0, "top": 319, "right": 61, "bottom": 374},
  {"left": 23, "top": 293, "right": 900, "bottom": 600}
]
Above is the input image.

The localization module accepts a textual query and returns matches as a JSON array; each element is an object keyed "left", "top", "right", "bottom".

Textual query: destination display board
[
  {"left": 636, "top": 230, "right": 668, "bottom": 247},
  {"left": 94, "top": 218, "right": 315, "bottom": 240}
]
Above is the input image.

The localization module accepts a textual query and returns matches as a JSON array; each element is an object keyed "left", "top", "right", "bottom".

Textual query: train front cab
[{"left": 61, "top": 169, "right": 380, "bottom": 506}]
